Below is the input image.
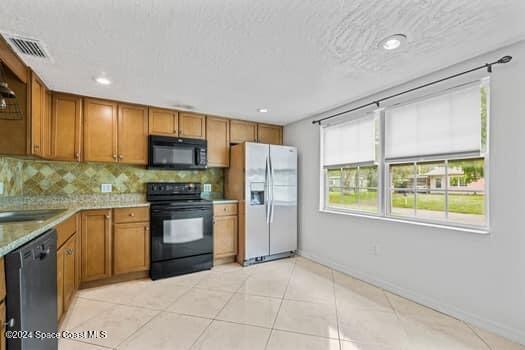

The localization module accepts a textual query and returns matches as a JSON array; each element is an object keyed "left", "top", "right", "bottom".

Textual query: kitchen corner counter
[
  {"left": 0, "top": 194, "right": 149, "bottom": 258},
  {"left": 211, "top": 199, "right": 239, "bottom": 204}
]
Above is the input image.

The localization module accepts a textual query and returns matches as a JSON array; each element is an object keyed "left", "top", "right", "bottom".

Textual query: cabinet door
[
  {"left": 30, "top": 73, "right": 44, "bottom": 156},
  {"left": 206, "top": 117, "right": 230, "bottom": 167},
  {"left": 149, "top": 108, "right": 178, "bottom": 136},
  {"left": 257, "top": 124, "right": 283, "bottom": 145},
  {"left": 179, "top": 112, "right": 205, "bottom": 139},
  {"left": 81, "top": 210, "right": 112, "bottom": 282},
  {"left": 63, "top": 235, "right": 76, "bottom": 312},
  {"left": 117, "top": 104, "right": 148, "bottom": 164},
  {"left": 213, "top": 215, "right": 238, "bottom": 259},
  {"left": 42, "top": 90, "right": 52, "bottom": 158},
  {"left": 56, "top": 247, "right": 64, "bottom": 321},
  {"left": 113, "top": 222, "right": 150, "bottom": 274},
  {"left": 51, "top": 93, "right": 82, "bottom": 161},
  {"left": 230, "top": 120, "right": 257, "bottom": 144},
  {"left": 83, "top": 98, "right": 118, "bottom": 163}
]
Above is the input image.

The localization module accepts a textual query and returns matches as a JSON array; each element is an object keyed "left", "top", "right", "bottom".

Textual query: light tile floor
[{"left": 58, "top": 256, "right": 524, "bottom": 350}]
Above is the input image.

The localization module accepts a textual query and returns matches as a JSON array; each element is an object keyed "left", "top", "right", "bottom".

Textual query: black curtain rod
[{"left": 312, "top": 55, "right": 512, "bottom": 125}]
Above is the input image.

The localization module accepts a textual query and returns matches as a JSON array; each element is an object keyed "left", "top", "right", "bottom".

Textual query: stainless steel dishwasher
[{"left": 5, "top": 228, "right": 58, "bottom": 350}]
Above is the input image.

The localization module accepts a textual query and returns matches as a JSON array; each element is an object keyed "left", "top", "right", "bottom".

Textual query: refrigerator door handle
[
  {"left": 269, "top": 153, "right": 275, "bottom": 223},
  {"left": 265, "top": 155, "right": 271, "bottom": 224}
]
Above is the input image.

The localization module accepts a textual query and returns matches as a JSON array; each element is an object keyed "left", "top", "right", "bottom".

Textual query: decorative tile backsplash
[{"left": 0, "top": 156, "right": 223, "bottom": 197}]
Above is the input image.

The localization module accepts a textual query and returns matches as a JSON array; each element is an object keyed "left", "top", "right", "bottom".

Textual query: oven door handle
[{"left": 152, "top": 207, "right": 211, "bottom": 214}]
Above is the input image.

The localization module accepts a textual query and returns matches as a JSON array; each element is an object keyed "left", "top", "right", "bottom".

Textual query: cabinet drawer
[
  {"left": 56, "top": 214, "right": 78, "bottom": 248},
  {"left": 113, "top": 207, "right": 149, "bottom": 223},
  {"left": 213, "top": 203, "right": 238, "bottom": 217}
]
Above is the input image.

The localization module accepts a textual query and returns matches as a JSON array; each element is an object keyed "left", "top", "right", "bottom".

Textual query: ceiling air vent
[{"left": 2, "top": 34, "right": 51, "bottom": 60}]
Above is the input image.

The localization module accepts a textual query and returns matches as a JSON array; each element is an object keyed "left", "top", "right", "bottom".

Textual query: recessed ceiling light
[
  {"left": 257, "top": 108, "right": 269, "bottom": 113},
  {"left": 94, "top": 75, "right": 111, "bottom": 85},
  {"left": 379, "top": 34, "right": 407, "bottom": 51}
]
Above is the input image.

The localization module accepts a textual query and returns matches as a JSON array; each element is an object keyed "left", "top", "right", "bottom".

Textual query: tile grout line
[
  {"left": 264, "top": 257, "right": 297, "bottom": 350},
  {"left": 112, "top": 309, "right": 163, "bottom": 349},
  {"left": 187, "top": 268, "right": 249, "bottom": 349},
  {"left": 112, "top": 277, "right": 211, "bottom": 349},
  {"left": 330, "top": 268, "right": 343, "bottom": 350}
]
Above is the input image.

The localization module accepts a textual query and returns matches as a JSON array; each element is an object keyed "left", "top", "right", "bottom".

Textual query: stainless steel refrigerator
[{"left": 226, "top": 142, "right": 297, "bottom": 265}]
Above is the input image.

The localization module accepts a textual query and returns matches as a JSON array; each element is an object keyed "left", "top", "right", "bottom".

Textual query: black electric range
[{"left": 147, "top": 182, "right": 213, "bottom": 280}]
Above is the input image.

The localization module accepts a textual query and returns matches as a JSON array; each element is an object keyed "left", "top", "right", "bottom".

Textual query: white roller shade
[
  {"left": 322, "top": 115, "right": 376, "bottom": 166},
  {"left": 385, "top": 84, "right": 481, "bottom": 159}
]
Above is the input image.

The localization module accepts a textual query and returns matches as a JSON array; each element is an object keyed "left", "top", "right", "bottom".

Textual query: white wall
[{"left": 285, "top": 40, "right": 525, "bottom": 344}]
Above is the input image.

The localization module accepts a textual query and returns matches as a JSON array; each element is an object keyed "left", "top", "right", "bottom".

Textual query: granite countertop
[{"left": 0, "top": 194, "right": 149, "bottom": 258}]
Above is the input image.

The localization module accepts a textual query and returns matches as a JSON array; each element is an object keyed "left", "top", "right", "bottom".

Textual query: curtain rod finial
[{"left": 498, "top": 55, "right": 512, "bottom": 64}]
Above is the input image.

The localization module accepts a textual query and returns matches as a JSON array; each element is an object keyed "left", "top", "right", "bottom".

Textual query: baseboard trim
[{"left": 297, "top": 249, "right": 525, "bottom": 346}]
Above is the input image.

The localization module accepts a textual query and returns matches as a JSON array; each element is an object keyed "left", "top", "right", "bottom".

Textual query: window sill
[{"left": 319, "top": 208, "right": 490, "bottom": 235}]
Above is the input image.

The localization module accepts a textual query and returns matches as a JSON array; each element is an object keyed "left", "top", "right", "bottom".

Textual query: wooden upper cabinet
[
  {"left": 206, "top": 116, "right": 230, "bottom": 167},
  {"left": 257, "top": 124, "right": 283, "bottom": 145},
  {"left": 83, "top": 98, "right": 118, "bottom": 163},
  {"left": 179, "top": 112, "right": 205, "bottom": 139},
  {"left": 149, "top": 108, "right": 178, "bottom": 136},
  {"left": 50, "top": 93, "right": 82, "bottom": 161},
  {"left": 230, "top": 120, "right": 257, "bottom": 144},
  {"left": 117, "top": 104, "right": 148, "bottom": 165},
  {"left": 81, "top": 210, "right": 112, "bottom": 282},
  {"left": 30, "top": 72, "right": 44, "bottom": 156}
]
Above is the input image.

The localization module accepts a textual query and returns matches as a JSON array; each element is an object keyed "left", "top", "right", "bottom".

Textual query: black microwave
[{"left": 148, "top": 135, "right": 207, "bottom": 170}]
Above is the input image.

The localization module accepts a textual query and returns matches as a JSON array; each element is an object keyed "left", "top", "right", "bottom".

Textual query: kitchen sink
[{"left": 0, "top": 209, "right": 67, "bottom": 224}]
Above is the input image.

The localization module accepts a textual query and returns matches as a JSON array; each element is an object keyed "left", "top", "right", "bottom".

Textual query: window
[
  {"left": 321, "top": 79, "right": 489, "bottom": 230},
  {"left": 322, "top": 114, "right": 379, "bottom": 214},
  {"left": 327, "top": 165, "right": 379, "bottom": 212}
]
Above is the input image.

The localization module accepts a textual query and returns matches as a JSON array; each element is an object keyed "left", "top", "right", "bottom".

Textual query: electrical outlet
[
  {"left": 101, "top": 184, "right": 112, "bottom": 193},
  {"left": 0, "top": 182, "right": 4, "bottom": 195},
  {"left": 203, "top": 184, "right": 212, "bottom": 193}
]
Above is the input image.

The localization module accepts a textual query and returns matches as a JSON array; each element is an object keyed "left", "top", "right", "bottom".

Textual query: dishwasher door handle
[
  {"left": 38, "top": 248, "right": 51, "bottom": 260},
  {"left": 4, "top": 318, "right": 15, "bottom": 328}
]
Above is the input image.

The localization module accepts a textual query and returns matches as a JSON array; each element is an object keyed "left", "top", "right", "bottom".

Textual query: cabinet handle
[
  {"left": 145, "top": 226, "right": 149, "bottom": 231},
  {"left": 118, "top": 155, "right": 124, "bottom": 160},
  {"left": 66, "top": 248, "right": 74, "bottom": 255},
  {"left": 105, "top": 215, "right": 111, "bottom": 220},
  {"left": 76, "top": 152, "right": 81, "bottom": 161},
  {"left": 112, "top": 154, "right": 117, "bottom": 160},
  {"left": 129, "top": 212, "right": 135, "bottom": 217}
]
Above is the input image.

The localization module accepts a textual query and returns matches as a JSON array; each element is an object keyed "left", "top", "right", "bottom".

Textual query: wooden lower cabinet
[
  {"left": 213, "top": 216, "right": 238, "bottom": 259},
  {"left": 57, "top": 214, "right": 80, "bottom": 321},
  {"left": 63, "top": 236, "right": 77, "bottom": 310},
  {"left": 213, "top": 203, "right": 238, "bottom": 263},
  {"left": 0, "top": 301, "right": 5, "bottom": 350},
  {"left": 113, "top": 222, "right": 150, "bottom": 274},
  {"left": 81, "top": 210, "right": 112, "bottom": 282},
  {"left": 56, "top": 247, "right": 64, "bottom": 320}
]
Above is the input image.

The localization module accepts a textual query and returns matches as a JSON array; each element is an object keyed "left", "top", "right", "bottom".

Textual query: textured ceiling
[{"left": 1, "top": 0, "right": 524, "bottom": 125}]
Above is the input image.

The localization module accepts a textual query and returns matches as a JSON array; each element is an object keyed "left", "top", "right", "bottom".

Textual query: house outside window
[{"left": 321, "top": 79, "right": 489, "bottom": 230}]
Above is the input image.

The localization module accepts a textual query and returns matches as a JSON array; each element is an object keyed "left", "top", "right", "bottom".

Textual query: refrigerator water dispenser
[{"left": 250, "top": 182, "right": 265, "bottom": 205}]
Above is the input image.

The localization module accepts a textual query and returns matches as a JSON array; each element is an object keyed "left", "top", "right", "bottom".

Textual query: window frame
[{"left": 320, "top": 78, "right": 490, "bottom": 232}]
